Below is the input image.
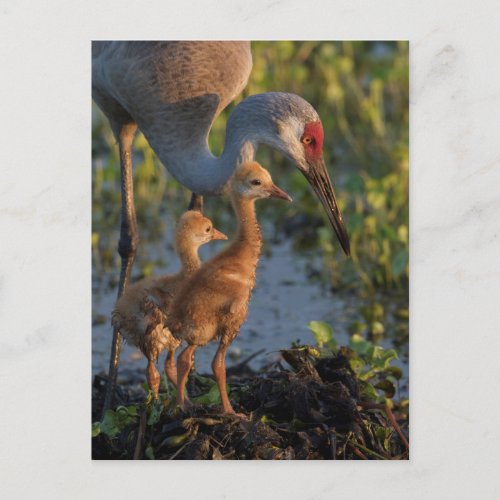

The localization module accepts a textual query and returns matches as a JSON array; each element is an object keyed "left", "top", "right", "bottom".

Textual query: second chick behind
[{"left": 112, "top": 210, "right": 227, "bottom": 398}]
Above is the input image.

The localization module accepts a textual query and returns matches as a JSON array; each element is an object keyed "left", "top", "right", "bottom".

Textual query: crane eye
[
  {"left": 205, "top": 226, "right": 211, "bottom": 233},
  {"left": 302, "top": 136, "right": 313, "bottom": 145},
  {"left": 251, "top": 179, "right": 262, "bottom": 186}
]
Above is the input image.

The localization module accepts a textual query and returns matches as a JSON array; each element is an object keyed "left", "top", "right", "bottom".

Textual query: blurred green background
[{"left": 92, "top": 41, "right": 409, "bottom": 369}]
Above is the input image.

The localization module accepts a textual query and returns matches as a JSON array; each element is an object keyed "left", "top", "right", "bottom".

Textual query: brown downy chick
[
  {"left": 169, "top": 161, "right": 292, "bottom": 416},
  {"left": 112, "top": 210, "right": 227, "bottom": 398}
]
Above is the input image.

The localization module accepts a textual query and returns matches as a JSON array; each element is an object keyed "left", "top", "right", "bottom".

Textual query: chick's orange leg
[
  {"left": 146, "top": 359, "right": 160, "bottom": 399},
  {"left": 212, "top": 343, "right": 246, "bottom": 418},
  {"left": 176, "top": 344, "right": 196, "bottom": 410},
  {"left": 164, "top": 348, "right": 178, "bottom": 387}
]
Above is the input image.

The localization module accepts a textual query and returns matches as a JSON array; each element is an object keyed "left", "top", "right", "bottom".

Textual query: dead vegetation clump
[{"left": 92, "top": 347, "right": 409, "bottom": 460}]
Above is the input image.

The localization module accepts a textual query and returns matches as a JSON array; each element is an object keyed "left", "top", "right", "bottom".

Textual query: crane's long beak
[{"left": 303, "top": 157, "right": 350, "bottom": 256}]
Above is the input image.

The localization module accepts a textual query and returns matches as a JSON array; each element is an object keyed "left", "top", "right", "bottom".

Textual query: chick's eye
[
  {"left": 251, "top": 179, "right": 262, "bottom": 186},
  {"left": 302, "top": 136, "right": 313, "bottom": 145},
  {"left": 205, "top": 226, "right": 211, "bottom": 233}
]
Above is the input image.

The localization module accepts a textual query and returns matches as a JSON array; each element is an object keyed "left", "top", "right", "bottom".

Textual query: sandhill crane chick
[
  {"left": 112, "top": 211, "right": 227, "bottom": 398},
  {"left": 169, "top": 162, "right": 292, "bottom": 416}
]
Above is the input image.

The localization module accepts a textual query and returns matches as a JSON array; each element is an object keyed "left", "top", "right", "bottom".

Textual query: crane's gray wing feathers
[
  {"left": 92, "top": 41, "right": 251, "bottom": 129},
  {"left": 92, "top": 42, "right": 252, "bottom": 174}
]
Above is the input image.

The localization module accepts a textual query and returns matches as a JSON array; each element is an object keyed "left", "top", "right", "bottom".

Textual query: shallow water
[{"left": 92, "top": 233, "right": 408, "bottom": 396}]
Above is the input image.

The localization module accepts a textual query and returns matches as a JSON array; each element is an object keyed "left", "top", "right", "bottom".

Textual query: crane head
[
  {"left": 272, "top": 102, "right": 350, "bottom": 256},
  {"left": 297, "top": 120, "right": 350, "bottom": 256},
  {"left": 227, "top": 92, "right": 350, "bottom": 255}
]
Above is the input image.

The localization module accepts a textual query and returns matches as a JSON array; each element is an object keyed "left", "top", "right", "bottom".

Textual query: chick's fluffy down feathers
[{"left": 112, "top": 278, "right": 180, "bottom": 361}]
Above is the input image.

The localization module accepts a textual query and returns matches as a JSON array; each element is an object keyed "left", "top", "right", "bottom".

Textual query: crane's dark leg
[
  {"left": 102, "top": 121, "right": 138, "bottom": 416},
  {"left": 188, "top": 193, "right": 203, "bottom": 212}
]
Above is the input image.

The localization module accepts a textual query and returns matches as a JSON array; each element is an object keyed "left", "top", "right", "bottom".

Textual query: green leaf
[
  {"left": 159, "top": 430, "right": 191, "bottom": 449},
  {"left": 126, "top": 405, "right": 138, "bottom": 417},
  {"left": 193, "top": 373, "right": 217, "bottom": 387},
  {"left": 347, "top": 213, "right": 364, "bottom": 234},
  {"left": 380, "top": 349, "right": 398, "bottom": 369},
  {"left": 395, "top": 308, "right": 409, "bottom": 320},
  {"left": 372, "top": 303, "right": 385, "bottom": 320},
  {"left": 379, "top": 223, "right": 398, "bottom": 241},
  {"left": 307, "top": 321, "right": 335, "bottom": 348},
  {"left": 191, "top": 383, "right": 227, "bottom": 405},
  {"left": 385, "top": 366, "right": 403, "bottom": 380},
  {"left": 349, "top": 334, "right": 371, "bottom": 355},
  {"left": 374, "top": 379, "right": 396, "bottom": 398},
  {"left": 345, "top": 174, "right": 365, "bottom": 194},
  {"left": 98, "top": 405, "right": 140, "bottom": 438},
  {"left": 92, "top": 422, "right": 101, "bottom": 438},
  {"left": 260, "top": 415, "right": 279, "bottom": 425},
  {"left": 367, "top": 190, "right": 386, "bottom": 210},
  {"left": 100, "top": 410, "right": 120, "bottom": 438},
  {"left": 349, "top": 358, "right": 365, "bottom": 375},
  {"left": 145, "top": 446, "right": 155, "bottom": 460},
  {"left": 360, "top": 382, "right": 380, "bottom": 402},
  {"left": 147, "top": 400, "right": 163, "bottom": 425},
  {"left": 159, "top": 373, "right": 170, "bottom": 393},
  {"left": 397, "top": 224, "right": 408, "bottom": 243},
  {"left": 348, "top": 321, "right": 367, "bottom": 335},
  {"left": 358, "top": 368, "right": 377, "bottom": 381},
  {"left": 392, "top": 250, "right": 409, "bottom": 277},
  {"left": 374, "top": 424, "right": 393, "bottom": 452}
]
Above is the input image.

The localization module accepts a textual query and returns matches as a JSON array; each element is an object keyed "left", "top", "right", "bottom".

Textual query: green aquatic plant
[
  {"left": 92, "top": 405, "right": 139, "bottom": 438},
  {"left": 308, "top": 320, "right": 402, "bottom": 405},
  {"left": 307, "top": 320, "right": 337, "bottom": 349},
  {"left": 92, "top": 321, "right": 408, "bottom": 459}
]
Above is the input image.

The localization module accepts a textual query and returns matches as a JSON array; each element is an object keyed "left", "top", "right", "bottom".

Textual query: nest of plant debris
[{"left": 92, "top": 348, "right": 409, "bottom": 460}]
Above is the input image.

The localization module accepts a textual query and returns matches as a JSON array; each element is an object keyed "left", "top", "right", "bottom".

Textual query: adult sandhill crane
[{"left": 92, "top": 41, "right": 350, "bottom": 413}]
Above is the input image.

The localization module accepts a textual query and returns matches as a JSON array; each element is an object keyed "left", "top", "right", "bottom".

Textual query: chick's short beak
[
  {"left": 268, "top": 183, "right": 293, "bottom": 202},
  {"left": 212, "top": 228, "right": 228, "bottom": 240}
]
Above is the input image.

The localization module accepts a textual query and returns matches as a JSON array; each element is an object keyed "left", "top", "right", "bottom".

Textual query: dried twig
[
  {"left": 133, "top": 410, "right": 147, "bottom": 460},
  {"left": 329, "top": 429, "right": 337, "bottom": 460},
  {"left": 359, "top": 402, "right": 409, "bottom": 451},
  {"left": 350, "top": 445, "right": 368, "bottom": 460},
  {"left": 347, "top": 440, "right": 387, "bottom": 460},
  {"left": 322, "top": 424, "right": 337, "bottom": 460},
  {"left": 168, "top": 441, "right": 191, "bottom": 460}
]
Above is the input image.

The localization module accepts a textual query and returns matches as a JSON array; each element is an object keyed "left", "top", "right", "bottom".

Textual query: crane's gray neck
[{"left": 152, "top": 93, "right": 309, "bottom": 195}]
